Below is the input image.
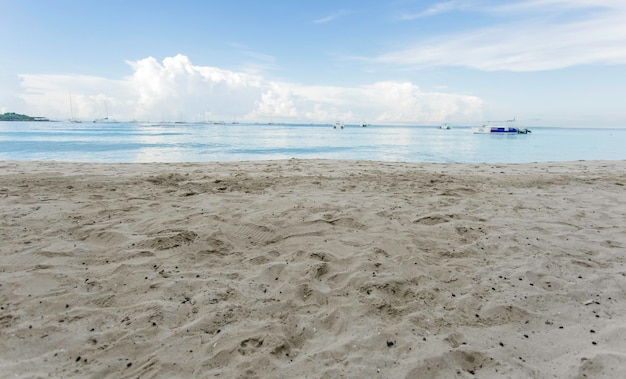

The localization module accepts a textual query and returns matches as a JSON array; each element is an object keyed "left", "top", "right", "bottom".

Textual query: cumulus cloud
[
  {"left": 382, "top": 0, "right": 626, "bottom": 71},
  {"left": 127, "top": 54, "right": 263, "bottom": 121},
  {"left": 281, "top": 81, "right": 483, "bottom": 124},
  {"left": 17, "top": 54, "right": 482, "bottom": 124}
]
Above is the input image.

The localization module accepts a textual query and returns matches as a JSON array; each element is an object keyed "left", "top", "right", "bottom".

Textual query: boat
[
  {"left": 439, "top": 123, "right": 451, "bottom": 130},
  {"left": 93, "top": 101, "right": 118, "bottom": 123},
  {"left": 93, "top": 116, "right": 118, "bottom": 123},
  {"left": 359, "top": 120, "right": 368, "bottom": 127},
  {"left": 333, "top": 121, "right": 344, "bottom": 129},
  {"left": 68, "top": 93, "right": 81, "bottom": 123},
  {"left": 473, "top": 118, "right": 530, "bottom": 134}
]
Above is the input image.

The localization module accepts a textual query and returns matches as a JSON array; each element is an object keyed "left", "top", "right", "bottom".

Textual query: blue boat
[{"left": 474, "top": 118, "right": 531, "bottom": 134}]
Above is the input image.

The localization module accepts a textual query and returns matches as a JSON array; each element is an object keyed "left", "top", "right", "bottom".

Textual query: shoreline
[{"left": 1, "top": 159, "right": 625, "bottom": 377}]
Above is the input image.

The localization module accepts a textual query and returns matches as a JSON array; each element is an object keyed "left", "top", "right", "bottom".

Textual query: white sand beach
[{"left": 1, "top": 159, "right": 625, "bottom": 378}]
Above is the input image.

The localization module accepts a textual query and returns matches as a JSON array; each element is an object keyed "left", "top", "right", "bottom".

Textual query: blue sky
[{"left": 1, "top": 0, "right": 625, "bottom": 126}]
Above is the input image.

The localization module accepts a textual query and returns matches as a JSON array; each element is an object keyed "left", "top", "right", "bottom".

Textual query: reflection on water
[{"left": 1, "top": 121, "right": 625, "bottom": 163}]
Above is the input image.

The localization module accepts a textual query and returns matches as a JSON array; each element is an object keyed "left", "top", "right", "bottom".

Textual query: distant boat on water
[
  {"left": 439, "top": 123, "right": 451, "bottom": 130},
  {"left": 359, "top": 120, "right": 368, "bottom": 127},
  {"left": 333, "top": 121, "right": 344, "bottom": 129},
  {"left": 93, "top": 100, "right": 118, "bottom": 123},
  {"left": 473, "top": 118, "right": 531, "bottom": 134},
  {"left": 68, "top": 93, "right": 81, "bottom": 123},
  {"left": 93, "top": 117, "right": 118, "bottom": 123}
]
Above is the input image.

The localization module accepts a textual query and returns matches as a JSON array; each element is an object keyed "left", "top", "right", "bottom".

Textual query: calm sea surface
[{"left": 1, "top": 121, "right": 625, "bottom": 164}]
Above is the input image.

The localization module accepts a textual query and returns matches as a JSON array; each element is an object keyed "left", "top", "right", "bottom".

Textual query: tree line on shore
[{"left": 0, "top": 112, "right": 49, "bottom": 121}]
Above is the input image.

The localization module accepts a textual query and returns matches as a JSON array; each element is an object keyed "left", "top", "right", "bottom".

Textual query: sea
[{"left": 1, "top": 121, "right": 625, "bottom": 164}]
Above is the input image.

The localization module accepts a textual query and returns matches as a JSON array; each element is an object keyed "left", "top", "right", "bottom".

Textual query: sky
[{"left": 1, "top": 0, "right": 626, "bottom": 127}]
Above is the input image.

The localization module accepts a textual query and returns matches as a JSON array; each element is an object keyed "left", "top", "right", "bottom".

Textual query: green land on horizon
[{"left": 0, "top": 112, "right": 49, "bottom": 121}]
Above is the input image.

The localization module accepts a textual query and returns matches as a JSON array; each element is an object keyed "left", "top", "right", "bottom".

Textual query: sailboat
[
  {"left": 69, "top": 93, "right": 81, "bottom": 123},
  {"left": 93, "top": 100, "right": 118, "bottom": 123}
]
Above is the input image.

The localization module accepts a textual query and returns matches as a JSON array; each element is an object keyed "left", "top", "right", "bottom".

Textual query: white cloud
[
  {"left": 18, "top": 73, "right": 128, "bottom": 121},
  {"left": 17, "top": 54, "right": 482, "bottom": 124},
  {"left": 383, "top": 0, "right": 626, "bottom": 72},
  {"left": 250, "top": 80, "right": 483, "bottom": 124},
  {"left": 400, "top": 1, "right": 465, "bottom": 20},
  {"left": 0, "top": 71, "right": 26, "bottom": 114},
  {"left": 488, "top": 0, "right": 625, "bottom": 13},
  {"left": 313, "top": 10, "right": 351, "bottom": 24},
  {"left": 343, "top": 81, "right": 483, "bottom": 123},
  {"left": 248, "top": 84, "right": 298, "bottom": 120},
  {"left": 126, "top": 54, "right": 264, "bottom": 121}
]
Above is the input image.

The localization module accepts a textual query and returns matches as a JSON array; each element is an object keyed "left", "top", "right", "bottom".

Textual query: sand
[{"left": 1, "top": 159, "right": 625, "bottom": 378}]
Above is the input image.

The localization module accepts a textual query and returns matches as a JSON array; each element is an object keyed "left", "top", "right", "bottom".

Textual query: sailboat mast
[{"left": 69, "top": 92, "right": 82, "bottom": 123}]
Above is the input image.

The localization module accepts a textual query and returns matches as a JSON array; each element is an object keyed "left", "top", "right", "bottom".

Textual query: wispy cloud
[
  {"left": 487, "top": 0, "right": 625, "bottom": 13},
  {"left": 223, "top": 41, "right": 279, "bottom": 73},
  {"left": 400, "top": 1, "right": 465, "bottom": 20},
  {"left": 313, "top": 10, "right": 350, "bottom": 24},
  {"left": 376, "top": 1, "right": 626, "bottom": 71}
]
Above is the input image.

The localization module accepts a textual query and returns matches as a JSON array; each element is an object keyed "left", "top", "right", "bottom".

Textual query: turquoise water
[{"left": 1, "top": 121, "right": 625, "bottom": 163}]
